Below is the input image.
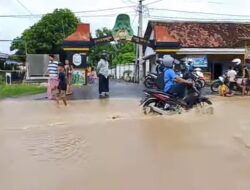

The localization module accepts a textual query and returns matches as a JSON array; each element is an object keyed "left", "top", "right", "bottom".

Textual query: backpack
[{"left": 156, "top": 72, "right": 165, "bottom": 90}]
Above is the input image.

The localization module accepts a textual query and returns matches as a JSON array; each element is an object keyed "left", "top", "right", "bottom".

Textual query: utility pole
[{"left": 135, "top": 0, "right": 144, "bottom": 82}]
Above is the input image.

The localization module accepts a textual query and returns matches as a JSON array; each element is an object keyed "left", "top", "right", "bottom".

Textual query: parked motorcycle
[
  {"left": 211, "top": 74, "right": 244, "bottom": 94},
  {"left": 144, "top": 59, "right": 165, "bottom": 89},
  {"left": 141, "top": 82, "right": 212, "bottom": 115},
  {"left": 210, "top": 72, "right": 228, "bottom": 93}
]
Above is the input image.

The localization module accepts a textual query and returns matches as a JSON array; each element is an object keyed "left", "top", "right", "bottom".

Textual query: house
[
  {"left": 144, "top": 21, "right": 250, "bottom": 80},
  {"left": 0, "top": 52, "right": 8, "bottom": 61}
]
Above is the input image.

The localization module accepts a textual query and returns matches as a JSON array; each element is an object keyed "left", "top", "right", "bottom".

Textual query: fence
[{"left": 109, "top": 63, "right": 135, "bottom": 80}]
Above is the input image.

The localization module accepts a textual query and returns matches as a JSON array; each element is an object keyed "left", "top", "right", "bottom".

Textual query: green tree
[
  {"left": 89, "top": 28, "right": 136, "bottom": 68},
  {"left": 10, "top": 9, "right": 80, "bottom": 54}
]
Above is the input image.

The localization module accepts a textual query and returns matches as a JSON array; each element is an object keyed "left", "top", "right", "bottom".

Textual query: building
[{"left": 144, "top": 21, "right": 250, "bottom": 80}]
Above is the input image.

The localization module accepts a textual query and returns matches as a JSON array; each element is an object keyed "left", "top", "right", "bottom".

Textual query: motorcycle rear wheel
[{"left": 144, "top": 78, "right": 154, "bottom": 89}]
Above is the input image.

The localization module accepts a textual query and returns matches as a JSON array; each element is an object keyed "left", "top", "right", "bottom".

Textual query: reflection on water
[{"left": 1, "top": 98, "right": 250, "bottom": 190}]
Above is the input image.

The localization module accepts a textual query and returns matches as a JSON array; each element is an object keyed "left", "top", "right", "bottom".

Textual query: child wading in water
[{"left": 56, "top": 63, "right": 67, "bottom": 106}]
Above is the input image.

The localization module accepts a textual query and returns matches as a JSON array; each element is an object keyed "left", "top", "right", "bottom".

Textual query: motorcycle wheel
[
  {"left": 196, "top": 80, "right": 203, "bottom": 90},
  {"left": 142, "top": 98, "right": 160, "bottom": 115},
  {"left": 144, "top": 77, "right": 154, "bottom": 89},
  {"left": 200, "top": 79, "right": 206, "bottom": 88},
  {"left": 210, "top": 80, "right": 221, "bottom": 93}
]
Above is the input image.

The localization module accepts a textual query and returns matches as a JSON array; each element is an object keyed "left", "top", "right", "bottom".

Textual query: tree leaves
[
  {"left": 10, "top": 9, "right": 79, "bottom": 54},
  {"left": 89, "top": 28, "right": 136, "bottom": 68}
]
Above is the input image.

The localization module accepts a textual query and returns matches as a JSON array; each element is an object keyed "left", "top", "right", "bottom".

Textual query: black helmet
[{"left": 101, "top": 52, "right": 107, "bottom": 60}]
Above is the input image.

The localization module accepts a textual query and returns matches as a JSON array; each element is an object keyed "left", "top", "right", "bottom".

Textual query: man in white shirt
[
  {"left": 227, "top": 66, "right": 237, "bottom": 95},
  {"left": 97, "top": 53, "right": 109, "bottom": 97}
]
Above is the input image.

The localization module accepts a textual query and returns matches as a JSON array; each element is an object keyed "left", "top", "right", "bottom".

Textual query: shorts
[{"left": 56, "top": 89, "right": 66, "bottom": 98}]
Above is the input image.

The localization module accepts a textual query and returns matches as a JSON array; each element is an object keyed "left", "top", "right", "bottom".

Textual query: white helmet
[
  {"left": 162, "top": 55, "right": 174, "bottom": 68},
  {"left": 232, "top": 58, "right": 241, "bottom": 65},
  {"left": 187, "top": 58, "right": 193, "bottom": 63}
]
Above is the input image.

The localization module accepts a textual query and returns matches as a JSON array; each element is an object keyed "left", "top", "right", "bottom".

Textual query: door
[{"left": 214, "top": 63, "right": 223, "bottom": 79}]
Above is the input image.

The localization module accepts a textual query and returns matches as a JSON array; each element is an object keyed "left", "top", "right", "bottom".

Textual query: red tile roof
[
  {"left": 154, "top": 25, "right": 179, "bottom": 43},
  {"left": 146, "top": 21, "right": 250, "bottom": 48},
  {"left": 64, "top": 23, "right": 91, "bottom": 42}
]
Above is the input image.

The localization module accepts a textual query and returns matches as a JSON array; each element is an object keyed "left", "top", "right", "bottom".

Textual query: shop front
[{"left": 144, "top": 21, "right": 250, "bottom": 80}]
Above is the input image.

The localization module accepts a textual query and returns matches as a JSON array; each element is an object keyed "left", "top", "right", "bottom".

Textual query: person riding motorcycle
[
  {"left": 186, "top": 58, "right": 194, "bottom": 72},
  {"left": 232, "top": 58, "right": 249, "bottom": 95},
  {"left": 163, "top": 55, "right": 192, "bottom": 99},
  {"left": 232, "top": 58, "right": 243, "bottom": 78}
]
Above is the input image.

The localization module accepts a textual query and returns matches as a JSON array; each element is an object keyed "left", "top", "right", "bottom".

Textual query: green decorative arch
[{"left": 112, "top": 14, "right": 134, "bottom": 41}]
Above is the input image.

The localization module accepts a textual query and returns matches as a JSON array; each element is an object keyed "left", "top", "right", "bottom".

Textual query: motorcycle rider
[
  {"left": 232, "top": 58, "right": 247, "bottom": 96},
  {"left": 233, "top": 58, "right": 243, "bottom": 78},
  {"left": 163, "top": 55, "right": 192, "bottom": 99},
  {"left": 226, "top": 66, "right": 237, "bottom": 96}
]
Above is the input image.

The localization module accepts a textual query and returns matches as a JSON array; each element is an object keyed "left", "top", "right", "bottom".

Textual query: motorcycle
[
  {"left": 193, "top": 68, "right": 206, "bottom": 88},
  {"left": 210, "top": 72, "right": 228, "bottom": 93},
  {"left": 144, "top": 59, "right": 165, "bottom": 89},
  {"left": 211, "top": 74, "right": 244, "bottom": 94},
  {"left": 140, "top": 82, "right": 212, "bottom": 115}
]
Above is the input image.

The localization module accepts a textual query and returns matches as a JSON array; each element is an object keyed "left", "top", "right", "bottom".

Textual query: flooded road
[{"left": 1, "top": 98, "right": 250, "bottom": 190}]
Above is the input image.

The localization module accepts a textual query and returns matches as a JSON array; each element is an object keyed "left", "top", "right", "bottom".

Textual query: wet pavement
[
  {"left": 18, "top": 80, "right": 211, "bottom": 100},
  {"left": 1, "top": 97, "right": 250, "bottom": 190}
]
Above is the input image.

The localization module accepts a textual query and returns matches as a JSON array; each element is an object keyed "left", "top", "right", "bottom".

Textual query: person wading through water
[
  {"left": 97, "top": 53, "right": 109, "bottom": 98},
  {"left": 47, "top": 54, "right": 59, "bottom": 100},
  {"left": 65, "top": 59, "right": 74, "bottom": 95}
]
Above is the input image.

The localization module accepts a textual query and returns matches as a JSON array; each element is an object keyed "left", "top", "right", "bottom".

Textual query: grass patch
[{"left": 0, "top": 84, "right": 46, "bottom": 99}]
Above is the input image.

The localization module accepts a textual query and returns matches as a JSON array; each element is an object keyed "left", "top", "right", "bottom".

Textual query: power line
[
  {"left": 149, "top": 8, "right": 250, "bottom": 18},
  {"left": 149, "top": 15, "right": 250, "bottom": 22},
  {"left": 73, "top": 5, "right": 135, "bottom": 13},
  {"left": 0, "top": 5, "right": 135, "bottom": 18},
  {"left": 145, "top": 0, "right": 163, "bottom": 5},
  {"left": 78, "top": 12, "right": 136, "bottom": 18},
  {"left": 15, "top": 0, "right": 33, "bottom": 15}
]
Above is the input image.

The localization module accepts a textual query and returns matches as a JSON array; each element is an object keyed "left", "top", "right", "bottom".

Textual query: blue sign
[{"left": 192, "top": 56, "right": 208, "bottom": 68}]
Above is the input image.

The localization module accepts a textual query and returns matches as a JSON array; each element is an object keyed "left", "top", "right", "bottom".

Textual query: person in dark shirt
[{"left": 56, "top": 63, "right": 67, "bottom": 106}]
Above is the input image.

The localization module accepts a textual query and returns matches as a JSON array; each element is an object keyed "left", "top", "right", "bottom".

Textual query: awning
[{"left": 176, "top": 48, "right": 245, "bottom": 55}]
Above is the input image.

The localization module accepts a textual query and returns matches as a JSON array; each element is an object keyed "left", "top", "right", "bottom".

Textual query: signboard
[
  {"left": 93, "top": 35, "right": 114, "bottom": 45},
  {"left": 186, "top": 56, "right": 208, "bottom": 68},
  {"left": 72, "top": 53, "right": 82, "bottom": 66},
  {"left": 131, "top": 35, "right": 154, "bottom": 48},
  {"left": 73, "top": 69, "right": 86, "bottom": 86}
]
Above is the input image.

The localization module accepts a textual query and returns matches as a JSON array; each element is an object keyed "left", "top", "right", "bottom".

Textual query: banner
[
  {"left": 73, "top": 69, "right": 86, "bottom": 86},
  {"left": 92, "top": 35, "right": 114, "bottom": 45},
  {"left": 187, "top": 56, "right": 208, "bottom": 68},
  {"left": 131, "top": 36, "right": 154, "bottom": 48}
]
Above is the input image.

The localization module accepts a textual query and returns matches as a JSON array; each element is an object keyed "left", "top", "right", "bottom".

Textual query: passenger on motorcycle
[
  {"left": 186, "top": 58, "right": 194, "bottom": 72},
  {"left": 163, "top": 55, "right": 192, "bottom": 99},
  {"left": 232, "top": 58, "right": 249, "bottom": 96},
  {"left": 227, "top": 66, "right": 237, "bottom": 96}
]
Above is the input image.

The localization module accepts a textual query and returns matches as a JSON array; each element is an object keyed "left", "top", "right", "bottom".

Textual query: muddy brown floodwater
[{"left": 1, "top": 97, "right": 250, "bottom": 190}]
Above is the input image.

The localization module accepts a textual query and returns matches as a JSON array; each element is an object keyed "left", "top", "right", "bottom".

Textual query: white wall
[{"left": 109, "top": 64, "right": 135, "bottom": 79}]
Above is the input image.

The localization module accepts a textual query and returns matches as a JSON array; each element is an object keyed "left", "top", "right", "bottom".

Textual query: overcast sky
[{"left": 1, "top": 0, "right": 250, "bottom": 53}]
